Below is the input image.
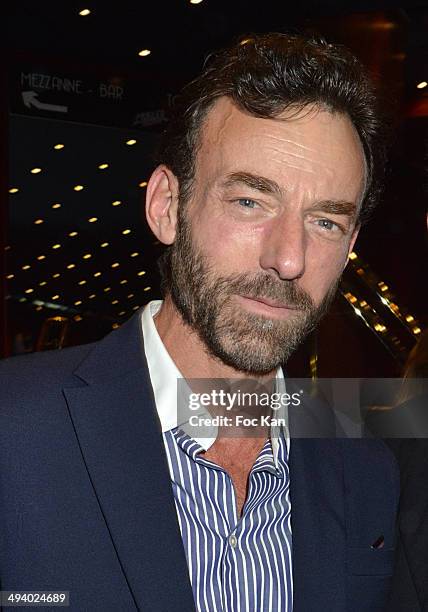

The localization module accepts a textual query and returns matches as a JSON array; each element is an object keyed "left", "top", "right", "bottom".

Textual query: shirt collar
[{"left": 141, "top": 300, "right": 290, "bottom": 462}]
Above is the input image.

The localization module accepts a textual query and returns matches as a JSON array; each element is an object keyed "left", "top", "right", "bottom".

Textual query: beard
[{"left": 161, "top": 205, "right": 340, "bottom": 375}]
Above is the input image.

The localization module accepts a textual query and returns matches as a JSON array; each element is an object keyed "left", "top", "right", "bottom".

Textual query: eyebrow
[
  {"left": 221, "top": 172, "right": 284, "bottom": 198},
  {"left": 311, "top": 200, "right": 358, "bottom": 220}
]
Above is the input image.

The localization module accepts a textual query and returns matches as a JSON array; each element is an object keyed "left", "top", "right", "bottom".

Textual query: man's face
[{"left": 167, "top": 98, "right": 365, "bottom": 374}]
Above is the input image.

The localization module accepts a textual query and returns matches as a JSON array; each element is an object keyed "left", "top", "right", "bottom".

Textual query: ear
[
  {"left": 145, "top": 165, "right": 180, "bottom": 245},
  {"left": 343, "top": 222, "right": 361, "bottom": 270}
]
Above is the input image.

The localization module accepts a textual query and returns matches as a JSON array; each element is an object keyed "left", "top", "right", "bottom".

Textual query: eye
[
  {"left": 316, "top": 218, "right": 340, "bottom": 232},
  {"left": 235, "top": 198, "right": 258, "bottom": 209}
]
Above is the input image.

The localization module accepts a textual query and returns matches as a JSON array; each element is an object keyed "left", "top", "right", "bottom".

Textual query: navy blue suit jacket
[{"left": 0, "top": 309, "right": 399, "bottom": 611}]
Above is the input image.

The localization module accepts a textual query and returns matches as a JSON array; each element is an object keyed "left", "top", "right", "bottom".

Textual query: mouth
[{"left": 236, "top": 295, "right": 300, "bottom": 319}]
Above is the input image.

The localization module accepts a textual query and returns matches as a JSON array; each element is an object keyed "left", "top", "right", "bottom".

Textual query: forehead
[{"left": 196, "top": 97, "right": 366, "bottom": 203}]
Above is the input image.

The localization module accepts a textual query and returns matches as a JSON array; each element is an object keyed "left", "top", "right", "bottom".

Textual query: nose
[{"left": 259, "top": 211, "right": 306, "bottom": 281}]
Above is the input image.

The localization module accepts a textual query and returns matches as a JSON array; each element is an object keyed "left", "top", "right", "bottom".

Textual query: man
[{"left": 0, "top": 34, "right": 399, "bottom": 611}]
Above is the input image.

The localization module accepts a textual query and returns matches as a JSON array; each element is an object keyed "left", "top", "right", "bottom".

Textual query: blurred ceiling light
[
  {"left": 6, "top": 274, "right": 14, "bottom": 279},
  {"left": 89, "top": 294, "right": 96, "bottom": 299},
  {"left": 67, "top": 264, "right": 76, "bottom": 269},
  {"left": 9, "top": 188, "right": 19, "bottom": 194},
  {"left": 190, "top": 0, "right": 203, "bottom": 3},
  {"left": 119, "top": 311, "right": 126, "bottom": 316},
  {"left": 54, "top": 143, "right": 65, "bottom": 150},
  {"left": 74, "top": 315, "right": 83, "bottom": 322},
  {"left": 31, "top": 168, "right": 42, "bottom": 174},
  {"left": 79, "top": 8, "right": 91, "bottom": 16},
  {"left": 75, "top": 300, "right": 82, "bottom": 306},
  {"left": 120, "top": 279, "right": 128, "bottom": 284},
  {"left": 78, "top": 280, "right": 87, "bottom": 286},
  {"left": 83, "top": 253, "right": 92, "bottom": 259},
  {"left": 139, "top": 181, "right": 147, "bottom": 188},
  {"left": 122, "top": 229, "right": 131, "bottom": 235},
  {"left": 93, "top": 271, "right": 102, "bottom": 277},
  {"left": 69, "top": 231, "right": 78, "bottom": 237},
  {"left": 98, "top": 163, "right": 109, "bottom": 169},
  {"left": 100, "top": 242, "right": 109, "bottom": 247},
  {"left": 240, "top": 38, "right": 252, "bottom": 45},
  {"left": 52, "top": 273, "right": 61, "bottom": 278},
  {"left": 52, "top": 244, "right": 61, "bottom": 249},
  {"left": 52, "top": 295, "right": 60, "bottom": 300},
  {"left": 34, "top": 219, "right": 44, "bottom": 225},
  {"left": 130, "top": 252, "right": 139, "bottom": 257},
  {"left": 138, "top": 49, "right": 151, "bottom": 57},
  {"left": 111, "top": 262, "right": 120, "bottom": 268},
  {"left": 112, "top": 299, "right": 119, "bottom": 305},
  {"left": 104, "top": 287, "right": 111, "bottom": 292},
  {"left": 39, "top": 281, "right": 47, "bottom": 286},
  {"left": 37, "top": 255, "right": 46, "bottom": 260},
  {"left": 52, "top": 203, "right": 61, "bottom": 209},
  {"left": 88, "top": 217, "right": 98, "bottom": 223},
  {"left": 371, "top": 20, "right": 396, "bottom": 30},
  {"left": 374, "top": 323, "right": 387, "bottom": 332},
  {"left": 126, "top": 139, "right": 137, "bottom": 145},
  {"left": 25, "top": 288, "right": 34, "bottom": 294},
  {"left": 138, "top": 270, "right": 146, "bottom": 276},
  {"left": 22, "top": 265, "right": 31, "bottom": 270},
  {"left": 112, "top": 200, "right": 122, "bottom": 206},
  {"left": 417, "top": 81, "right": 427, "bottom": 89},
  {"left": 143, "top": 287, "right": 151, "bottom": 292},
  {"left": 74, "top": 185, "right": 84, "bottom": 191}
]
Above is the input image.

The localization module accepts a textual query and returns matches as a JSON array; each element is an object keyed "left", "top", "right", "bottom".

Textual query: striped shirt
[
  {"left": 163, "top": 427, "right": 292, "bottom": 611},
  {"left": 141, "top": 301, "right": 293, "bottom": 611}
]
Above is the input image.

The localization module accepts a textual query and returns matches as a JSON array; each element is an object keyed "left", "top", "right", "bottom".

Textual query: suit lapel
[
  {"left": 63, "top": 310, "right": 195, "bottom": 612},
  {"left": 289, "top": 392, "right": 347, "bottom": 612}
]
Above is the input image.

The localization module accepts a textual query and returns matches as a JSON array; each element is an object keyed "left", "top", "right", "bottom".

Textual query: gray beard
[{"left": 164, "top": 206, "right": 339, "bottom": 375}]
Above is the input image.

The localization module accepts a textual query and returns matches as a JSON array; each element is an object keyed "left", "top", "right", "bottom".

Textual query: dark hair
[{"left": 157, "top": 32, "right": 387, "bottom": 224}]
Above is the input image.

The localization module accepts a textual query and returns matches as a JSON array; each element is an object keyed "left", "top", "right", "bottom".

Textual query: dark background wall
[{"left": 4, "top": 0, "right": 427, "bottom": 376}]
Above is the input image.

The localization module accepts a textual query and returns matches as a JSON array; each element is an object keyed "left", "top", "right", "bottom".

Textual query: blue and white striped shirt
[
  {"left": 163, "top": 427, "right": 292, "bottom": 611},
  {"left": 142, "top": 301, "right": 293, "bottom": 611}
]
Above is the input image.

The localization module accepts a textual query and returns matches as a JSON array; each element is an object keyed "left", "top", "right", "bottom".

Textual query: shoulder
[
  {"left": 0, "top": 343, "right": 96, "bottom": 413},
  {"left": 0, "top": 342, "right": 95, "bottom": 381}
]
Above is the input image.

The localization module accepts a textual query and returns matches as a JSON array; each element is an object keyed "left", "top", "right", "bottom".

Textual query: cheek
[
  {"left": 304, "top": 243, "right": 348, "bottom": 301},
  {"left": 193, "top": 208, "right": 264, "bottom": 263}
]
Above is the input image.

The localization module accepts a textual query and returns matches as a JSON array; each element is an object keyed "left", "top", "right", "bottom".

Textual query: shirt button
[{"left": 229, "top": 534, "right": 238, "bottom": 548}]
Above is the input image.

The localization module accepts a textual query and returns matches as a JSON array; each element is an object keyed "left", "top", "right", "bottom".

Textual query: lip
[
  {"left": 237, "top": 295, "right": 299, "bottom": 318},
  {"left": 246, "top": 296, "right": 298, "bottom": 310}
]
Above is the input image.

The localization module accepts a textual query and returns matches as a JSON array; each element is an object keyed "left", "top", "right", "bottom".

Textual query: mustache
[{"left": 215, "top": 272, "right": 315, "bottom": 311}]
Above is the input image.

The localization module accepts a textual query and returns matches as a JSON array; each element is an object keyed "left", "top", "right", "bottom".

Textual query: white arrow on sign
[{"left": 22, "top": 91, "right": 68, "bottom": 113}]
